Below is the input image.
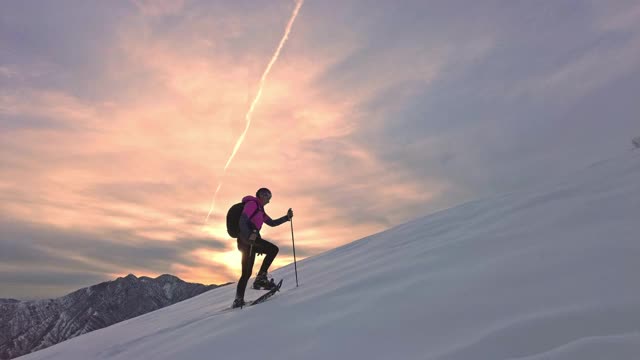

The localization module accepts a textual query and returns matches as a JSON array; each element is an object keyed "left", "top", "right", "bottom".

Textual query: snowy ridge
[
  {"left": 18, "top": 152, "right": 640, "bottom": 360},
  {"left": 1, "top": 275, "right": 224, "bottom": 360}
]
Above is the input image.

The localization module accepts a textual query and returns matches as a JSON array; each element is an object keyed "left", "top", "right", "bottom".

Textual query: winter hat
[{"left": 256, "top": 188, "right": 272, "bottom": 198}]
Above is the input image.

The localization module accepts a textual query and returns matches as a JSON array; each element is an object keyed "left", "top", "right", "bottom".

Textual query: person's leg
[
  {"left": 254, "top": 238, "right": 279, "bottom": 275},
  {"left": 235, "top": 241, "right": 256, "bottom": 300}
]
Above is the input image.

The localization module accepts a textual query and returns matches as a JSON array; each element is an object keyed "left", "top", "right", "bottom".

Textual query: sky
[{"left": 1, "top": 0, "right": 639, "bottom": 299}]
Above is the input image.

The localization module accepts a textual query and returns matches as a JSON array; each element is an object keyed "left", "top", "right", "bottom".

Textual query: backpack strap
[{"left": 246, "top": 199, "right": 262, "bottom": 223}]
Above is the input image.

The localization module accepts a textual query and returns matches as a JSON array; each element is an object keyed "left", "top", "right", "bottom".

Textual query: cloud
[
  {"left": 519, "top": 34, "right": 640, "bottom": 101},
  {"left": 317, "top": 0, "right": 640, "bottom": 202},
  {"left": 0, "top": 66, "right": 17, "bottom": 78},
  {"left": 0, "top": 269, "right": 110, "bottom": 300},
  {"left": 0, "top": 216, "right": 228, "bottom": 298},
  {"left": 593, "top": 0, "right": 640, "bottom": 32},
  {"left": 132, "top": 0, "right": 185, "bottom": 17}
]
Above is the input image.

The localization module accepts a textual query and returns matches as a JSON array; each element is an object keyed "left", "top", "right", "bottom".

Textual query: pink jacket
[
  {"left": 238, "top": 196, "right": 289, "bottom": 239},
  {"left": 242, "top": 196, "right": 270, "bottom": 231}
]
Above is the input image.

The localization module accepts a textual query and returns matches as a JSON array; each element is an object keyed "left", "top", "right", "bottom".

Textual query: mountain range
[{"left": 0, "top": 274, "right": 227, "bottom": 360}]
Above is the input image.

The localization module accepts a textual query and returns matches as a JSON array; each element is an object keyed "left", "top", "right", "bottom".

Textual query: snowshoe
[{"left": 250, "top": 279, "right": 283, "bottom": 306}]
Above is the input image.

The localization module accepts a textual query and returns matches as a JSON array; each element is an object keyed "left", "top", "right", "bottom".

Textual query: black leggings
[{"left": 235, "top": 237, "right": 279, "bottom": 299}]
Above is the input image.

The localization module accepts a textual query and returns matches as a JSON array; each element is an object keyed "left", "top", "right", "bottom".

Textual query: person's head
[{"left": 256, "top": 187, "right": 272, "bottom": 205}]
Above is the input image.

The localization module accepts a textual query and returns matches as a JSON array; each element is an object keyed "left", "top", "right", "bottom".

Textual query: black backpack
[{"left": 226, "top": 201, "right": 260, "bottom": 238}]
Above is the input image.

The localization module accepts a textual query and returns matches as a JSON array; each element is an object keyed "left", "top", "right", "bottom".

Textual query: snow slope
[{"left": 19, "top": 152, "right": 640, "bottom": 360}]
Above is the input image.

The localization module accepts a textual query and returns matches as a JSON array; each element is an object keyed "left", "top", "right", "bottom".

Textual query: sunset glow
[{"left": 2, "top": 0, "right": 639, "bottom": 299}]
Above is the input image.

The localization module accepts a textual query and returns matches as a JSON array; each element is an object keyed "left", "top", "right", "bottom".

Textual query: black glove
[
  {"left": 287, "top": 208, "right": 294, "bottom": 219},
  {"left": 248, "top": 230, "right": 258, "bottom": 244}
]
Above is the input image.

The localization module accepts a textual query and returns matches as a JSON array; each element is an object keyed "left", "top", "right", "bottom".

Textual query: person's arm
[
  {"left": 264, "top": 215, "right": 288, "bottom": 227},
  {"left": 264, "top": 208, "right": 293, "bottom": 227}
]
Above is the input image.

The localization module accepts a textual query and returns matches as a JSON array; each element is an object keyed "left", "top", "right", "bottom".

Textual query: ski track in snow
[{"left": 17, "top": 152, "right": 640, "bottom": 360}]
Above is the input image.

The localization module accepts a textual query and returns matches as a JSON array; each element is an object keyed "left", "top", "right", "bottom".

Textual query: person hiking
[{"left": 233, "top": 187, "right": 293, "bottom": 308}]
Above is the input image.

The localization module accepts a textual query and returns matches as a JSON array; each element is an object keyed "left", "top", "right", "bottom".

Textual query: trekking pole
[{"left": 290, "top": 213, "right": 299, "bottom": 287}]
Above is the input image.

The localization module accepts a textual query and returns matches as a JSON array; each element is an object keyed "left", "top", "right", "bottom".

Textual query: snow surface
[{"left": 18, "top": 152, "right": 640, "bottom": 360}]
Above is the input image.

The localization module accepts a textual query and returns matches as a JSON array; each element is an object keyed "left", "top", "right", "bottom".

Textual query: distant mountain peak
[
  {"left": 0, "top": 274, "right": 226, "bottom": 360},
  {"left": 119, "top": 273, "right": 138, "bottom": 281},
  {"left": 155, "top": 274, "right": 181, "bottom": 282}
]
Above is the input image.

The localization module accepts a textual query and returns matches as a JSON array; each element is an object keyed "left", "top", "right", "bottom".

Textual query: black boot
[
  {"left": 252, "top": 272, "right": 276, "bottom": 290},
  {"left": 232, "top": 297, "right": 246, "bottom": 309}
]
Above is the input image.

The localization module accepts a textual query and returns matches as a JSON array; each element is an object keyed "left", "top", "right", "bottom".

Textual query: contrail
[{"left": 205, "top": 0, "right": 304, "bottom": 223}]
